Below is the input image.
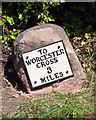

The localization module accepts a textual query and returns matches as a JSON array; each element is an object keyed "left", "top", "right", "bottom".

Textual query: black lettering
[
  {"left": 43, "top": 48, "right": 47, "bottom": 54},
  {"left": 60, "top": 49, "right": 64, "bottom": 54},
  {"left": 40, "top": 55, "right": 45, "bottom": 61},
  {"left": 46, "top": 60, "right": 50, "bottom": 65},
  {"left": 54, "top": 73, "right": 59, "bottom": 78},
  {"left": 46, "top": 76, "right": 50, "bottom": 81},
  {"left": 41, "top": 62, "right": 46, "bottom": 67},
  {"left": 36, "top": 57, "right": 40, "bottom": 62},
  {"left": 43, "top": 54, "right": 47, "bottom": 60},
  {"left": 26, "top": 56, "right": 29, "bottom": 59},
  {"left": 44, "top": 53, "right": 51, "bottom": 60},
  {"left": 38, "top": 49, "right": 42, "bottom": 55},
  {"left": 56, "top": 50, "right": 61, "bottom": 56},
  {"left": 25, "top": 60, "right": 31, "bottom": 65},
  {"left": 50, "top": 58, "right": 54, "bottom": 64},
  {"left": 59, "top": 72, "right": 64, "bottom": 77},
  {"left": 40, "top": 77, "right": 46, "bottom": 83},
  {"left": 47, "top": 67, "right": 52, "bottom": 74},
  {"left": 48, "top": 53, "right": 52, "bottom": 59},
  {"left": 51, "top": 51, "right": 56, "bottom": 57},
  {"left": 54, "top": 57, "right": 58, "bottom": 63},
  {"left": 36, "top": 63, "right": 41, "bottom": 68},
  {"left": 58, "top": 46, "right": 60, "bottom": 49},
  {"left": 49, "top": 75, "right": 55, "bottom": 80},
  {"left": 31, "top": 58, "right": 36, "bottom": 64}
]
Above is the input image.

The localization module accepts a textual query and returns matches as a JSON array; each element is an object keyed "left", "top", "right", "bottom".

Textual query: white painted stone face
[{"left": 22, "top": 40, "right": 74, "bottom": 88}]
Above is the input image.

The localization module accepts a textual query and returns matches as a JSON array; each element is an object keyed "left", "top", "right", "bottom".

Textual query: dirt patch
[
  {"left": 1, "top": 43, "right": 33, "bottom": 115},
  {"left": 1, "top": 68, "right": 31, "bottom": 115},
  {"left": 2, "top": 86, "right": 29, "bottom": 114}
]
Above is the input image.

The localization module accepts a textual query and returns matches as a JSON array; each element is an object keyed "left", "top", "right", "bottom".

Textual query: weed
[{"left": 2, "top": 89, "right": 95, "bottom": 119}]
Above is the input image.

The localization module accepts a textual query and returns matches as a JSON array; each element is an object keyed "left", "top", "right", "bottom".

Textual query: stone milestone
[{"left": 12, "top": 24, "right": 86, "bottom": 95}]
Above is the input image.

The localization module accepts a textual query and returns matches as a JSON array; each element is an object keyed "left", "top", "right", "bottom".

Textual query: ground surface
[
  {"left": 1, "top": 75, "right": 32, "bottom": 115},
  {"left": 1, "top": 39, "right": 95, "bottom": 119},
  {"left": 1, "top": 44, "right": 32, "bottom": 115}
]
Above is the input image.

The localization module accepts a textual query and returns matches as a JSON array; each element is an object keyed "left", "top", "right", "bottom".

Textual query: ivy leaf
[
  {"left": 77, "top": 37, "right": 81, "bottom": 40},
  {"left": 51, "top": 18, "right": 55, "bottom": 21},
  {"left": 1, "top": 40, "right": 5, "bottom": 44},
  {"left": 47, "top": 17, "right": 51, "bottom": 21},
  {"left": 10, "top": 35, "right": 16, "bottom": 40},
  {"left": 18, "top": 13, "right": 23, "bottom": 20},
  {"left": 7, "top": 16, "right": 14, "bottom": 25},
  {"left": 1, "top": 35, "right": 9, "bottom": 43},
  {"left": 38, "top": 15, "right": 41, "bottom": 19},
  {"left": 11, "top": 29, "right": 21, "bottom": 35},
  {"left": 41, "top": 13, "right": 44, "bottom": 18},
  {"left": 85, "top": 33, "right": 91, "bottom": 39},
  {"left": 0, "top": 20, "right": 4, "bottom": 25}
]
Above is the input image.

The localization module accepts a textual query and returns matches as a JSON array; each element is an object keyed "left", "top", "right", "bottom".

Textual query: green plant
[
  {"left": 2, "top": 89, "right": 94, "bottom": 119},
  {"left": 1, "top": 2, "right": 60, "bottom": 44},
  {"left": 37, "top": 3, "right": 58, "bottom": 24},
  {"left": 1, "top": 2, "right": 96, "bottom": 43}
]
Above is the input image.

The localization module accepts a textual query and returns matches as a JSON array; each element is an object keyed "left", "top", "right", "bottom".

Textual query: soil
[
  {"left": 1, "top": 68, "right": 32, "bottom": 115},
  {"left": 1, "top": 43, "right": 35, "bottom": 115},
  {"left": 1, "top": 85, "right": 30, "bottom": 115}
]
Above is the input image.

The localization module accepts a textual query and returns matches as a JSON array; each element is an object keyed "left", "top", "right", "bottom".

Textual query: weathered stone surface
[{"left": 12, "top": 24, "right": 86, "bottom": 95}]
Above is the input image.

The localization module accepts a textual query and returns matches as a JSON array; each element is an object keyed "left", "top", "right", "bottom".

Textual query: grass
[
  {"left": 1, "top": 34, "right": 96, "bottom": 119},
  {"left": 2, "top": 88, "right": 95, "bottom": 119}
]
